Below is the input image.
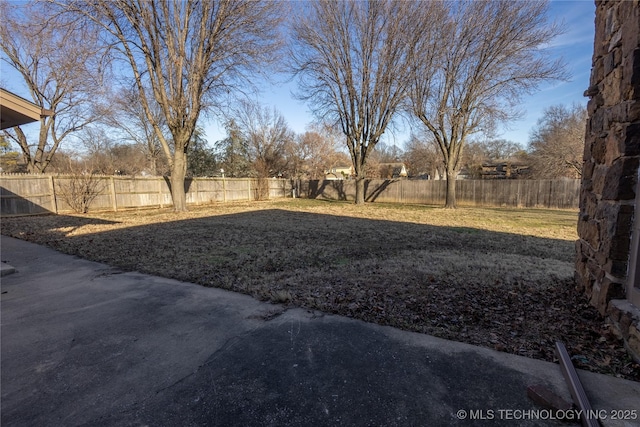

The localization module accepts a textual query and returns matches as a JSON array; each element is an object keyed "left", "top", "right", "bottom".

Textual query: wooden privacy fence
[
  {"left": 298, "top": 179, "right": 581, "bottom": 209},
  {"left": 0, "top": 174, "right": 292, "bottom": 216},
  {"left": 1, "top": 174, "right": 579, "bottom": 216}
]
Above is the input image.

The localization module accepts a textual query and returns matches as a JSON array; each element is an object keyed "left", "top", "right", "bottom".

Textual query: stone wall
[{"left": 576, "top": 0, "right": 640, "bottom": 361}]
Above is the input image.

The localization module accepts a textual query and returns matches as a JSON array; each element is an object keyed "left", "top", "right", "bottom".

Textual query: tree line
[
  {"left": 1, "top": 101, "right": 584, "bottom": 184},
  {"left": 1, "top": 0, "right": 580, "bottom": 210}
]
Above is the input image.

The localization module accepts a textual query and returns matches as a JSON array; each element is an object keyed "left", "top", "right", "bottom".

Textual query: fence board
[
  {"left": 0, "top": 175, "right": 292, "bottom": 216},
  {"left": 2, "top": 174, "right": 579, "bottom": 217},
  {"left": 301, "top": 178, "right": 580, "bottom": 209}
]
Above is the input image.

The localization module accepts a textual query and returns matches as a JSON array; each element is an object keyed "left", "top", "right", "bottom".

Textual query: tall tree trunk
[
  {"left": 445, "top": 170, "right": 457, "bottom": 208},
  {"left": 355, "top": 175, "right": 365, "bottom": 204},
  {"left": 148, "top": 151, "right": 157, "bottom": 176},
  {"left": 171, "top": 147, "right": 188, "bottom": 211}
]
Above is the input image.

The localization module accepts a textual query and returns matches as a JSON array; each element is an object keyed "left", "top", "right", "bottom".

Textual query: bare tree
[
  {"left": 403, "top": 134, "right": 443, "bottom": 179},
  {"left": 365, "top": 142, "right": 403, "bottom": 178},
  {"left": 0, "top": 2, "right": 107, "bottom": 173},
  {"left": 64, "top": 0, "right": 282, "bottom": 211},
  {"left": 105, "top": 86, "right": 169, "bottom": 176},
  {"left": 76, "top": 126, "right": 150, "bottom": 175},
  {"left": 408, "top": 0, "right": 566, "bottom": 207},
  {"left": 369, "top": 143, "right": 404, "bottom": 165},
  {"left": 480, "top": 139, "right": 523, "bottom": 162},
  {"left": 56, "top": 170, "right": 106, "bottom": 214},
  {"left": 77, "top": 127, "right": 119, "bottom": 174},
  {"left": 41, "top": 149, "right": 77, "bottom": 173},
  {"left": 527, "top": 103, "right": 586, "bottom": 179},
  {"left": 290, "top": 0, "right": 443, "bottom": 204},
  {"left": 292, "top": 123, "right": 345, "bottom": 179},
  {"left": 460, "top": 140, "right": 489, "bottom": 179},
  {"left": 231, "top": 100, "right": 294, "bottom": 179}
]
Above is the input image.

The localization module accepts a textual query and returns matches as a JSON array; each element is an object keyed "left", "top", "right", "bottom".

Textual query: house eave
[{"left": 0, "top": 88, "right": 50, "bottom": 130}]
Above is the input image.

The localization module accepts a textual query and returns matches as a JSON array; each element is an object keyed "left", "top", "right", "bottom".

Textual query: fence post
[
  {"left": 223, "top": 177, "right": 227, "bottom": 202},
  {"left": 110, "top": 176, "right": 118, "bottom": 212},
  {"left": 48, "top": 175, "right": 58, "bottom": 214},
  {"left": 193, "top": 178, "right": 199, "bottom": 205},
  {"left": 158, "top": 179, "right": 163, "bottom": 208},
  {"left": 248, "top": 179, "right": 251, "bottom": 201}
]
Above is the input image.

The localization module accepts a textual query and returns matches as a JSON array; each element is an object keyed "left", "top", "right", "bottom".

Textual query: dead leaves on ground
[{"left": 1, "top": 202, "right": 638, "bottom": 382}]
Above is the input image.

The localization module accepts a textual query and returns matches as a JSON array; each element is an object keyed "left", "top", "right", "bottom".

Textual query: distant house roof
[
  {"left": 0, "top": 88, "right": 51, "bottom": 130},
  {"left": 324, "top": 165, "right": 354, "bottom": 180},
  {"left": 480, "top": 162, "right": 530, "bottom": 179},
  {"left": 481, "top": 161, "right": 528, "bottom": 168},
  {"left": 331, "top": 165, "right": 353, "bottom": 171}
]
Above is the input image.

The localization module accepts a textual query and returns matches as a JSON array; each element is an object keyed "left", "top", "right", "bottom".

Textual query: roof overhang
[{"left": 0, "top": 88, "right": 51, "bottom": 130}]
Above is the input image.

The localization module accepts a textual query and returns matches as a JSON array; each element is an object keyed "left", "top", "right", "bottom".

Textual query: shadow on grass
[
  {"left": 1, "top": 207, "right": 573, "bottom": 268},
  {"left": 3, "top": 206, "right": 634, "bottom": 380}
]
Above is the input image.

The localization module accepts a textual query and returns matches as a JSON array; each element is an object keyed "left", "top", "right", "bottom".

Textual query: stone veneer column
[{"left": 576, "top": 0, "right": 640, "bottom": 314}]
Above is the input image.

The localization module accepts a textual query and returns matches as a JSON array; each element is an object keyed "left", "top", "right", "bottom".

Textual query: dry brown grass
[{"left": 2, "top": 199, "right": 638, "bottom": 381}]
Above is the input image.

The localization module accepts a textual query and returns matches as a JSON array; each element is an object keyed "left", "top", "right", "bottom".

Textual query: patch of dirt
[{"left": 2, "top": 199, "right": 638, "bottom": 381}]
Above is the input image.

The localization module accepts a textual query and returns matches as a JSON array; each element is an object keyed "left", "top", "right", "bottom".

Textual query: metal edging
[{"left": 555, "top": 341, "right": 600, "bottom": 427}]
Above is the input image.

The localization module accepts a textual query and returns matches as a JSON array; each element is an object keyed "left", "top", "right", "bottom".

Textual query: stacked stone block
[{"left": 577, "top": 0, "right": 640, "bottom": 361}]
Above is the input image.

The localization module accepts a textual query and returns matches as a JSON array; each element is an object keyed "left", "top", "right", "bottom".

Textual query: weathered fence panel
[
  {"left": 0, "top": 174, "right": 293, "bottom": 216},
  {"left": 298, "top": 179, "right": 580, "bottom": 209},
  {"left": 188, "top": 179, "right": 223, "bottom": 205},
  {"left": 1, "top": 174, "right": 579, "bottom": 216},
  {"left": 0, "top": 175, "right": 54, "bottom": 215}
]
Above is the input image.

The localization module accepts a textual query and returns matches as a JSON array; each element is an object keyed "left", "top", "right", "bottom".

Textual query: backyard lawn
[{"left": 2, "top": 198, "right": 638, "bottom": 381}]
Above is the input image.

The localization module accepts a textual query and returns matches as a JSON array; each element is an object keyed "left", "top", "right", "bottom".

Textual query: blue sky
[
  {"left": 1, "top": 0, "right": 596, "bottom": 151},
  {"left": 203, "top": 0, "right": 597, "bottom": 150},
  {"left": 498, "top": 0, "right": 595, "bottom": 147}
]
